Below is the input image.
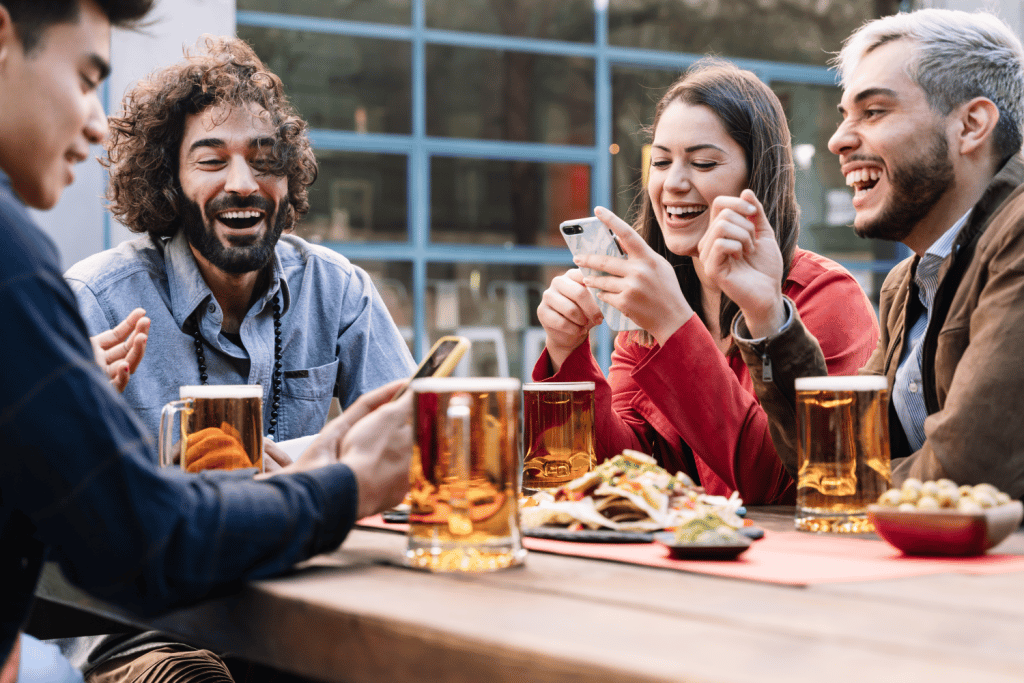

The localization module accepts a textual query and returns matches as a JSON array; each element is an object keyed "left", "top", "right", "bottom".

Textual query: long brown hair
[
  {"left": 632, "top": 58, "right": 800, "bottom": 344},
  {"left": 104, "top": 36, "right": 318, "bottom": 242}
]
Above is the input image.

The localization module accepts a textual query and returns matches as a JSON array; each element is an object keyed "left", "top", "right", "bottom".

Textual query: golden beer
[
  {"left": 160, "top": 385, "right": 264, "bottom": 473},
  {"left": 522, "top": 382, "right": 595, "bottom": 491},
  {"left": 407, "top": 377, "right": 525, "bottom": 572},
  {"left": 795, "top": 375, "right": 891, "bottom": 533}
]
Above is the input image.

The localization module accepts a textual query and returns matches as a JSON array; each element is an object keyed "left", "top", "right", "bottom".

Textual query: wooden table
[{"left": 34, "top": 508, "right": 1024, "bottom": 683}]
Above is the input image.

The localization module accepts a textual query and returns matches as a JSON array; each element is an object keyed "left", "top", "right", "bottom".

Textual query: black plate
[
  {"left": 381, "top": 509, "right": 409, "bottom": 524},
  {"left": 653, "top": 531, "right": 751, "bottom": 560},
  {"left": 522, "top": 527, "right": 655, "bottom": 543}
]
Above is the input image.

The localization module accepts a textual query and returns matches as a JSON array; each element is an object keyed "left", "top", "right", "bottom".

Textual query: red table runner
[{"left": 355, "top": 515, "right": 1024, "bottom": 586}]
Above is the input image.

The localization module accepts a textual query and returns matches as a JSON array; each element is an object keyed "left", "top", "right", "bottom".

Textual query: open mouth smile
[
  {"left": 216, "top": 209, "right": 266, "bottom": 231},
  {"left": 846, "top": 167, "right": 883, "bottom": 201},
  {"left": 665, "top": 205, "right": 707, "bottom": 221}
]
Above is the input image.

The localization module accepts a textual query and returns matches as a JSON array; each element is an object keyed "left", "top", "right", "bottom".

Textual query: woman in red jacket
[{"left": 534, "top": 58, "right": 879, "bottom": 504}]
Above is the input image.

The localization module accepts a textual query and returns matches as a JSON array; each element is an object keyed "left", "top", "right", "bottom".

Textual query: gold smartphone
[{"left": 391, "top": 335, "right": 471, "bottom": 400}]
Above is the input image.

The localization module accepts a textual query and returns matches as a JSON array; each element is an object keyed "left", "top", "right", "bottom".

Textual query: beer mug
[
  {"left": 522, "top": 381, "right": 595, "bottom": 492},
  {"left": 406, "top": 377, "right": 526, "bottom": 572},
  {"left": 159, "top": 385, "right": 264, "bottom": 473},
  {"left": 794, "top": 375, "right": 892, "bottom": 533}
]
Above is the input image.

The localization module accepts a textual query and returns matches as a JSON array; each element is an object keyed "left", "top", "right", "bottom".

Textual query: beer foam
[
  {"left": 410, "top": 377, "right": 521, "bottom": 393},
  {"left": 794, "top": 375, "right": 888, "bottom": 392},
  {"left": 180, "top": 385, "right": 264, "bottom": 399},
  {"left": 523, "top": 382, "right": 595, "bottom": 391}
]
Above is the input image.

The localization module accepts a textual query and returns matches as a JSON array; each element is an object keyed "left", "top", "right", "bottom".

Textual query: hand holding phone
[
  {"left": 559, "top": 217, "right": 641, "bottom": 331},
  {"left": 391, "top": 336, "right": 471, "bottom": 401}
]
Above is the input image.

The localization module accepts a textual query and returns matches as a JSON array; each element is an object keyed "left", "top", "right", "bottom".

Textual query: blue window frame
[{"left": 238, "top": 1, "right": 903, "bottom": 374}]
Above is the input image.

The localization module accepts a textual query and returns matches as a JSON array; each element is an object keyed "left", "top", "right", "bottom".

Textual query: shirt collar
[
  {"left": 164, "top": 230, "right": 290, "bottom": 329},
  {"left": 915, "top": 209, "right": 971, "bottom": 307}
]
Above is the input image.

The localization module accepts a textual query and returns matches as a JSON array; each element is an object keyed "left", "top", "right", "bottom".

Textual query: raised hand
[
  {"left": 577, "top": 206, "right": 693, "bottom": 346},
  {"left": 697, "top": 189, "right": 786, "bottom": 338},
  {"left": 90, "top": 308, "right": 150, "bottom": 392},
  {"left": 536, "top": 268, "right": 604, "bottom": 373}
]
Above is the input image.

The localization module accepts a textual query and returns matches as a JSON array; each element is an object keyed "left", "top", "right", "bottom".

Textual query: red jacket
[{"left": 532, "top": 248, "right": 879, "bottom": 504}]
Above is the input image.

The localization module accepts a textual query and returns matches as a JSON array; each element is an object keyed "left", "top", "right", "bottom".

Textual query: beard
[
  {"left": 181, "top": 193, "right": 290, "bottom": 275},
  {"left": 853, "top": 130, "right": 955, "bottom": 242}
]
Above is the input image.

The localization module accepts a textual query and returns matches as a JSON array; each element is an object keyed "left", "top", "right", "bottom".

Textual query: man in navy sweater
[{"left": 0, "top": 2, "right": 413, "bottom": 681}]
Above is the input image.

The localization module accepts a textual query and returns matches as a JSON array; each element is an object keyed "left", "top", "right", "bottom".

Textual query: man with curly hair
[
  {"left": 0, "top": 3, "right": 414, "bottom": 682},
  {"left": 65, "top": 36, "right": 414, "bottom": 455}
]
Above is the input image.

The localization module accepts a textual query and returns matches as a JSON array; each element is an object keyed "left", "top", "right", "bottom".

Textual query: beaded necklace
[{"left": 190, "top": 294, "right": 282, "bottom": 438}]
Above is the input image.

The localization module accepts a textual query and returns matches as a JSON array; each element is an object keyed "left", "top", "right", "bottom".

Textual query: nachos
[{"left": 520, "top": 450, "right": 744, "bottom": 533}]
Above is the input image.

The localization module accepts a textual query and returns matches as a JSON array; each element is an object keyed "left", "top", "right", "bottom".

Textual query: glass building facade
[{"left": 237, "top": 0, "right": 904, "bottom": 378}]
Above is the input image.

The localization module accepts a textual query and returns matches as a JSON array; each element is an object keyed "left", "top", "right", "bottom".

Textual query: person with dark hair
[
  {"left": 534, "top": 59, "right": 879, "bottom": 504},
  {"left": 702, "top": 9, "right": 1024, "bottom": 499},
  {"left": 64, "top": 35, "right": 414, "bottom": 454},
  {"left": 0, "top": 2, "right": 414, "bottom": 682}
]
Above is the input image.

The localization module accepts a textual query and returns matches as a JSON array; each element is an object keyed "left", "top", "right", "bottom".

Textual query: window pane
[
  {"left": 353, "top": 260, "right": 414, "bottom": 353},
  {"left": 774, "top": 82, "right": 897, "bottom": 306},
  {"left": 425, "top": 0, "right": 593, "bottom": 42},
  {"left": 239, "top": 27, "right": 411, "bottom": 133},
  {"left": 610, "top": 65, "right": 681, "bottom": 219},
  {"left": 298, "top": 151, "right": 408, "bottom": 244},
  {"left": 431, "top": 158, "right": 590, "bottom": 246},
  {"left": 607, "top": 0, "right": 882, "bottom": 66},
  {"left": 427, "top": 46, "right": 594, "bottom": 144},
  {"left": 426, "top": 263, "right": 575, "bottom": 381},
  {"left": 238, "top": 0, "right": 410, "bottom": 24}
]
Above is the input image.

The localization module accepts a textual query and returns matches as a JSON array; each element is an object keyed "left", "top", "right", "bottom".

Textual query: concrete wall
[{"left": 31, "top": 0, "right": 234, "bottom": 270}]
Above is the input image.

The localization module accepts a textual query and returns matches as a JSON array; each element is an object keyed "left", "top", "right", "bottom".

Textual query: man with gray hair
[{"left": 698, "top": 9, "right": 1024, "bottom": 497}]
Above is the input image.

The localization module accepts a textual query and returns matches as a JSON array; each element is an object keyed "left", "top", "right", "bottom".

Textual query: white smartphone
[
  {"left": 391, "top": 335, "right": 471, "bottom": 401},
  {"left": 559, "top": 217, "right": 641, "bottom": 331}
]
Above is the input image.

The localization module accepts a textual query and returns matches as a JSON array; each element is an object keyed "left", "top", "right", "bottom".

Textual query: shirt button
[
  {"left": 208, "top": 304, "right": 216, "bottom": 314},
  {"left": 909, "top": 381, "right": 918, "bottom": 393}
]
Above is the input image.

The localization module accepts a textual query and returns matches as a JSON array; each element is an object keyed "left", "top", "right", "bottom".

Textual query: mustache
[
  {"left": 843, "top": 153, "right": 885, "bottom": 166},
  {"left": 206, "top": 194, "right": 275, "bottom": 215}
]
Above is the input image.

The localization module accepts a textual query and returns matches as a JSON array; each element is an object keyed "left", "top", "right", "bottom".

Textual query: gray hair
[{"left": 833, "top": 9, "right": 1024, "bottom": 163}]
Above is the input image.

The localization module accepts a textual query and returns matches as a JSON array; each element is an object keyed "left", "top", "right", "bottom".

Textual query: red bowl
[{"left": 867, "top": 501, "right": 1023, "bottom": 556}]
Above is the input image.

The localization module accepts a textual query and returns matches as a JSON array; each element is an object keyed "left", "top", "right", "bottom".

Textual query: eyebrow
[
  {"left": 187, "top": 136, "right": 277, "bottom": 156},
  {"left": 652, "top": 143, "right": 727, "bottom": 154},
  {"left": 837, "top": 87, "right": 899, "bottom": 115}
]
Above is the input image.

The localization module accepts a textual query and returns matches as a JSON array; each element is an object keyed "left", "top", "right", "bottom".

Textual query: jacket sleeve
[
  {"left": 532, "top": 320, "right": 795, "bottom": 504},
  {"left": 627, "top": 316, "right": 795, "bottom": 503},
  {"left": 901, "top": 233, "right": 1024, "bottom": 497}
]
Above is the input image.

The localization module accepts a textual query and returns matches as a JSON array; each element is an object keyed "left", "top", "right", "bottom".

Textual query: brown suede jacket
[{"left": 733, "top": 155, "right": 1024, "bottom": 499}]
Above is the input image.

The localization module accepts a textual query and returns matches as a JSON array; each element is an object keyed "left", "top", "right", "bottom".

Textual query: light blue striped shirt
[{"left": 892, "top": 211, "right": 971, "bottom": 451}]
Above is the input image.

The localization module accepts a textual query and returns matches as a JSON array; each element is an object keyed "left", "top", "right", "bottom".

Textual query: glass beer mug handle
[
  {"left": 446, "top": 394, "right": 473, "bottom": 536},
  {"left": 159, "top": 399, "right": 193, "bottom": 468}
]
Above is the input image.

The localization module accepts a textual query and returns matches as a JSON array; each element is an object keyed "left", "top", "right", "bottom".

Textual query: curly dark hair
[{"left": 104, "top": 35, "right": 318, "bottom": 241}]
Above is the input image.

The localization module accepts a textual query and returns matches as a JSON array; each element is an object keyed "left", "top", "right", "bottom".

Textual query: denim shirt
[{"left": 65, "top": 231, "right": 414, "bottom": 445}]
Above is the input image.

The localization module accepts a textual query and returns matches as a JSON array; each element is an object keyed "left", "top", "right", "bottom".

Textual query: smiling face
[
  {"left": 647, "top": 100, "right": 748, "bottom": 257},
  {"left": 178, "top": 103, "right": 290, "bottom": 275},
  {"left": 0, "top": 0, "right": 110, "bottom": 209},
  {"left": 829, "top": 39, "right": 955, "bottom": 242}
]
